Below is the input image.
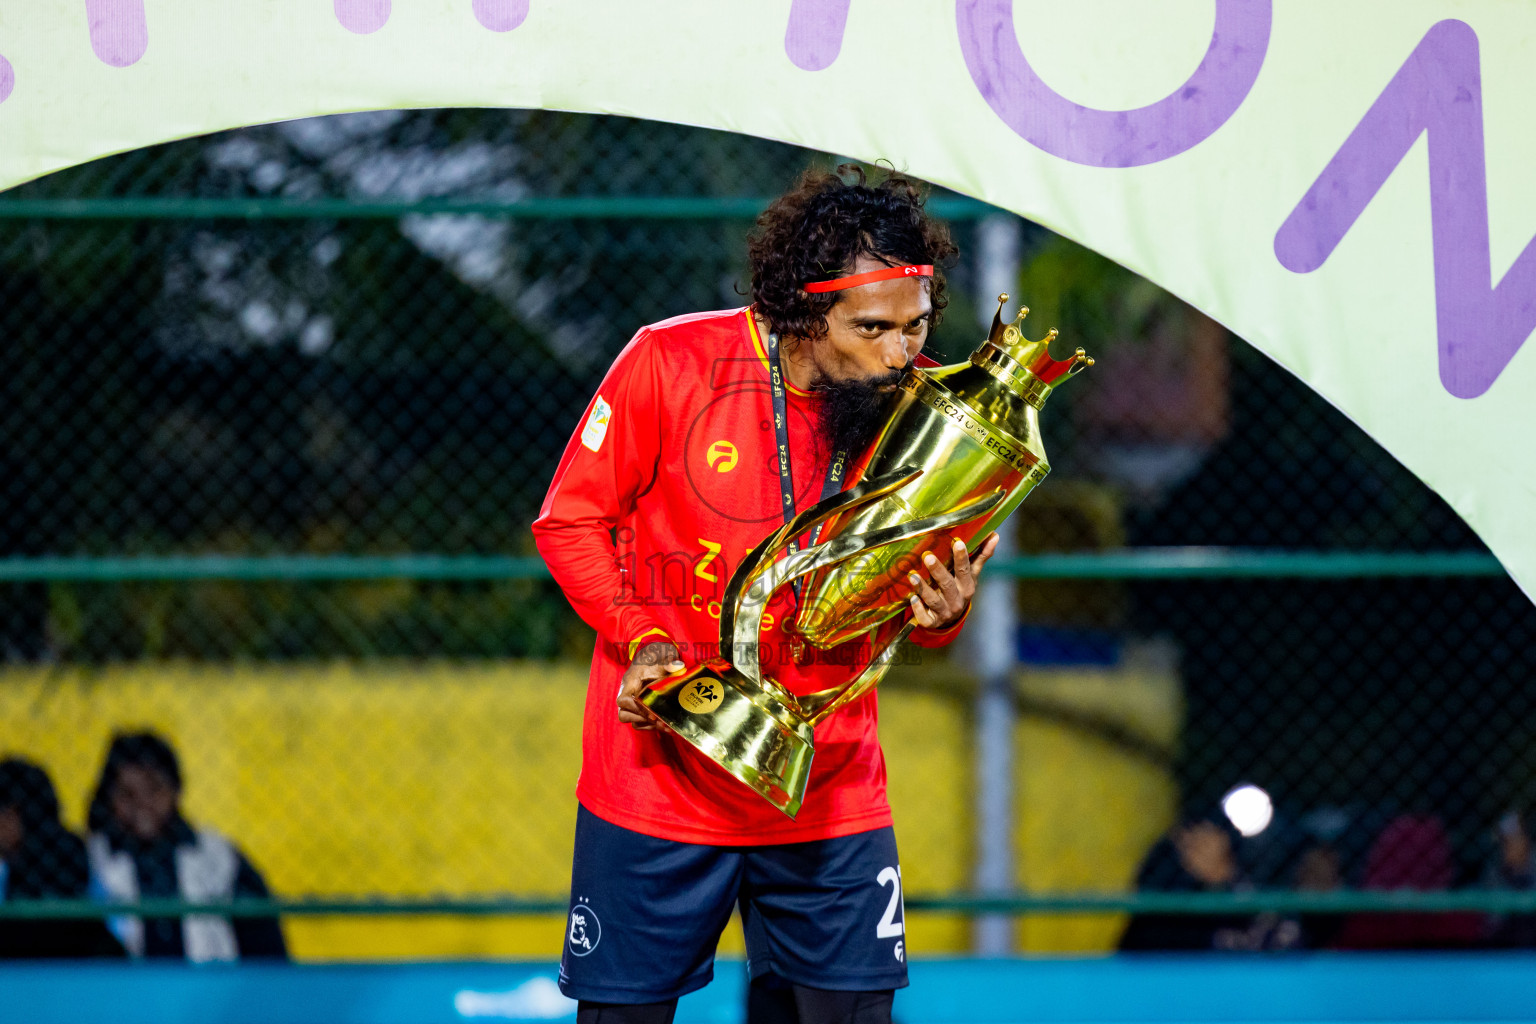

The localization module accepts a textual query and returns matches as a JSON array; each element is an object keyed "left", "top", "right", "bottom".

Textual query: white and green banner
[{"left": 2, "top": 1, "right": 1532, "bottom": 594}]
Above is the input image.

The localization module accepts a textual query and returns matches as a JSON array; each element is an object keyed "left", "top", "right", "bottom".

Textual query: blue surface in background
[
  {"left": 3, "top": 956, "right": 1536, "bottom": 1024},
  {"left": 1015, "top": 625, "right": 1122, "bottom": 666}
]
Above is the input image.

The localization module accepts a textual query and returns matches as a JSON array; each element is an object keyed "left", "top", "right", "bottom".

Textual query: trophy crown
[{"left": 974, "top": 295, "right": 1093, "bottom": 404}]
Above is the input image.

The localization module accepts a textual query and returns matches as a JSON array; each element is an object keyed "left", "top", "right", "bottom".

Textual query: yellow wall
[
  {"left": 1012, "top": 648, "right": 1182, "bottom": 951},
  {"left": 0, "top": 656, "right": 1176, "bottom": 959},
  {"left": 3, "top": 662, "right": 583, "bottom": 959}
]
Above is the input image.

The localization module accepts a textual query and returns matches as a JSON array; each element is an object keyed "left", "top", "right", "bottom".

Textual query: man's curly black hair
[{"left": 748, "top": 165, "right": 959, "bottom": 345}]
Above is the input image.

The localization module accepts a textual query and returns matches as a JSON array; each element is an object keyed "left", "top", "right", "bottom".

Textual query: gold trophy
[{"left": 641, "top": 296, "right": 1092, "bottom": 816}]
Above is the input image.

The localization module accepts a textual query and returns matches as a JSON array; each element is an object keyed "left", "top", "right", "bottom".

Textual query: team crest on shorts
[
  {"left": 567, "top": 900, "right": 601, "bottom": 957},
  {"left": 678, "top": 677, "right": 724, "bottom": 714}
]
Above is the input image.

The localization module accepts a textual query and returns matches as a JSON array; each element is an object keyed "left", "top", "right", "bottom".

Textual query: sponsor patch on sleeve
[{"left": 580, "top": 395, "right": 612, "bottom": 453}]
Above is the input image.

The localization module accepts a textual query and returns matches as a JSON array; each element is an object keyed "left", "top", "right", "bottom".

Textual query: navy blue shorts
[{"left": 558, "top": 805, "right": 910, "bottom": 1003}]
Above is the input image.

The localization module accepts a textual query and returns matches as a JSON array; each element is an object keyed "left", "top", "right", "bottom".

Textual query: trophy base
[{"left": 640, "top": 663, "right": 815, "bottom": 818}]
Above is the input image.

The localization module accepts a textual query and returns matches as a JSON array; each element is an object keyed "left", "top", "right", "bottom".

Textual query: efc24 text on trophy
[{"left": 641, "top": 297, "right": 1092, "bottom": 817}]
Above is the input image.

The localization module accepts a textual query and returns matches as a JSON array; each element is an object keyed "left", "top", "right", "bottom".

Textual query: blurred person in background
[
  {"left": 1333, "top": 813, "right": 1483, "bottom": 950},
  {"left": 1119, "top": 816, "right": 1302, "bottom": 952},
  {"left": 0, "top": 758, "right": 123, "bottom": 958},
  {"left": 85, "top": 731, "right": 286, "bottom": 962},
  {"left": 1482, "top": 809, "right": 1536, "bottom": 948},
  {"left": 1290, "top": 839, "right": 1346, "bottom": 949}
]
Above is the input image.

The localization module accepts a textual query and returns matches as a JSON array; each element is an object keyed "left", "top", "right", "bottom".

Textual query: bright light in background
[{"left": 1222, "top": 784, "right": 1274, "bottom": 837}]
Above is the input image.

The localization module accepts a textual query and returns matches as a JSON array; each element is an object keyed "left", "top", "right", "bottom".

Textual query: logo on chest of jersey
[
  {"left": 706, "top": 440, "right": 738, "bottom": 472},
  {"left": 684, "top": 389, "right": 824, "bottom": 524}
]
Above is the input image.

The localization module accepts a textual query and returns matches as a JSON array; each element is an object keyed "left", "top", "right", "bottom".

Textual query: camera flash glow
[{"left": 1222, "top": 784, "right": 1273, "bottom": 837}]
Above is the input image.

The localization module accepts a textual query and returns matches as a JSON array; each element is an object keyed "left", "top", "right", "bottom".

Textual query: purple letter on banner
[
  {"left": 0, "top": 55, "right": 13, "bottom": 104},
  {"left": 1275, "top": 20, "right": 1535, "bottom": 400},
  {"left": 85, "top": 0, "right": 149, "bottom": 68},
  {"left": 474, "top": 0, "right": 529, "bottom": 33},
  {"left": 785, "top": 0, "right": 852, "bottom": 72},
  {"left": 335, "top": 0, "right": 391, "bottom": 35},
  {"left": 955, "top": 0, "right": 1270, "bottom": 168}
]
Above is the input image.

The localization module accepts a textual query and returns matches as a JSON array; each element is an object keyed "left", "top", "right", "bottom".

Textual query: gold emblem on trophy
[{"left": 641, "top": 296, "right": 1092, "bottom": 816}]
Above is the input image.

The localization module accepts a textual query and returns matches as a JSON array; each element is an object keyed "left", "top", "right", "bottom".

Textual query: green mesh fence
[{"left": 1, "top": 110, "right": 1534, "bottom": 958}]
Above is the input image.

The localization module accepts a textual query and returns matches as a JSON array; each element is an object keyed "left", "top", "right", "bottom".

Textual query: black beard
[{"left": 811, "top": 364, "right": 908, "bottom": 458}]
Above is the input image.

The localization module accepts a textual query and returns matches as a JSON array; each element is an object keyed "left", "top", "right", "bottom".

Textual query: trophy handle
[
  {"left": 795, "top": 620, "right": 917, "bottom": 725},
  {"left": 718, "top": 466, "right": 926, "bottom": 684},
  {"left": 728, "top": 485, "right": 1007, "bottom": 690}
]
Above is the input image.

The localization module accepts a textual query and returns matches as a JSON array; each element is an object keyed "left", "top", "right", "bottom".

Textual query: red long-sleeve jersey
[{"left": 533, "top": 307, "right": 965, "bottom": 844}]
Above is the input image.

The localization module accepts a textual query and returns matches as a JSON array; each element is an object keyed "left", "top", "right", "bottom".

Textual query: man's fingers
[
  {"left": 617, "top": 701, "right": 658, "bottom": 730},
  {"left": 921, "top": 550, "right": 962, "bottom": 600},
  {"left": 629, "top": 660, "right": 686, "bottom": 687},
  {"left": 905, "top": 536, "right": 1004, "bottom": 632},
  {"left": 950, "top": 538, "right": 974, "bottom": 581},
  {"left": 969, "top": 533, "right": 1001, "bottom": 578},
  {"left": 617, "top": 689, "right": 659, "bottom": 730},
  {"left": 908, "top": 591, "right": 939, "bottom": 628},
  {"left": 616, "top": 660, "right": 687, "bottom": 731},
  {"left": 907, "top": 570, "right": 941, "bottom": 609},
  {"left": 910, "top": 554, "right": 961, "bottom": 629}
]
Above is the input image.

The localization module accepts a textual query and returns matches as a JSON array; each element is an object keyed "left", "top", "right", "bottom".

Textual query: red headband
[{"left": 802, "top": 264, "right": 933, "bottom": 294}]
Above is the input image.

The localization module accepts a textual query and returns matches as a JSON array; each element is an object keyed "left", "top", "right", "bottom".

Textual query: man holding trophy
[{"left": 535, "top": 165, "right": 1087, "bottom": 1024}]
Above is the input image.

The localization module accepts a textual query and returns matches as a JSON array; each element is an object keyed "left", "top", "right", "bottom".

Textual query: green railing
[
  {"left": 0, "top": 180, "right": 1507, "bottom": 922},
  {"left": 0, "top": 196, "right": 997, "bottom": 221},
  {"left": 3, "top": 136, "right": 1519, "bottom": 933},
  {"left": 0, "top": 550, "right": 1505, "bottom": 582},
  {"left": 0, "top": 546, "right": 1507, "bottom": 920},
  {"left": 2, "top": 889, "right": 1534, "bottom": 920}
]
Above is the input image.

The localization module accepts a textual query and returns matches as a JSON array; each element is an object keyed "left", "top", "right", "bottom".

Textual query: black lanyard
[{"left": 766, "top": 329, "right": 847, "bottom": 596}]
